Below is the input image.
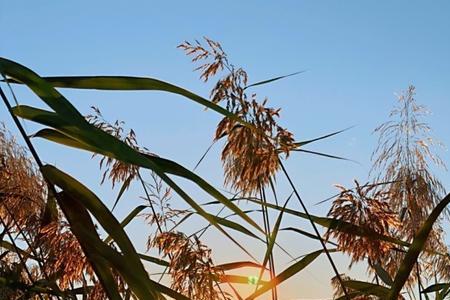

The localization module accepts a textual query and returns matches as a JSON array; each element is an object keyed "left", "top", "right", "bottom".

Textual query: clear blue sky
[{"left": 2, "top": 1, "right": 450, "bottom": 299}]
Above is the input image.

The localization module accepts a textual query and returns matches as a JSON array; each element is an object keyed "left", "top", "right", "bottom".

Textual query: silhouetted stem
[{"left": 279, "top": 159, "right": 350, "bottom": 299}]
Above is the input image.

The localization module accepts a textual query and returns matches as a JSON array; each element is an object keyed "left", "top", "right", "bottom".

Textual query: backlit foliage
[
  {"left": 179, "top": 38, "right": 295, "bottom": 195},
  {"left": 0, "top": 123, "right": 46, "bottom": 234},
  {"left": 372, "top": 85, "right": 449, "bottom": 284},
  {"left": 142, "top": 171, "right": 188, "bottom": 231},
  {"left": 0, "top": 124, "right": 113, "bottom": 299},
  {"left": 86, "top": 106, "right": 147, "bottom": 187},
  {"left": 152, "top": 231, "right": 229, "bottom": 300},
  {"left": 326, "top": 86, "right": 450, "bottom": 296},
  {"left": 1, "top": 44, "right": 449, "bottom": 300},
  {"left": 326, "top": 180, "right": 400, "bottom": 266}
]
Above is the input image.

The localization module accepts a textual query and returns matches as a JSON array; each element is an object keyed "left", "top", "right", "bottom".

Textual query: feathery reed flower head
[
  {"left": 325, "top": 180, "right": 400, "bottom": 266},
  {"left": 179, "top": 38, "right": 295, "bottom": 195},
  {"left": 152, "top": 231, "right": 228, "bottom": 300},
  {"left": 86, "top": 106, "right": 153, "bottom": 188},
  {"left": 0, "top": 123, "right": 46, "bottom": 233}
]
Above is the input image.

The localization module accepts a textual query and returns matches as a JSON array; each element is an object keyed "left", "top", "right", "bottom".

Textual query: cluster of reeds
[
  {"left": 0, "top": 40, "right": 449, "bottom": 300},
  {"left": 327, "top": 86, "right": 450, "bottom": 299}
]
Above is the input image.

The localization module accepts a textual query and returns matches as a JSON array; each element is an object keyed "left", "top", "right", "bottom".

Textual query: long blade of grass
[
  {"left": 281, "top": 227, "right": 339, "bottom": 250},
  {"left": 43, "top": 165, "right": 160, "bottom": 299},
  {"left": 388, "top": 193, "right": 450, "bottom": 299},
  {"left": 256, "top": 197, "right": 290, "bottom": 290},
  {"left": 293, "top": 126, "right": 354, "bottom": 148},
  {"left": 293, "top": 148, "right": 351, "bottom": 161},
  {"left": 342, "top": 280, "right": 390, "bottom": 298},
  {"left": 26, "top": 124, "right": 263, "bottom": 235},
  {"left": 422, "top": 283, "right": 450, "bottom": 294},
  {"left": 55, "top": 192, "right": 124, "bottom": 300},
  {"left": 215, "top": 261, "right": 266, "bottom": 271},
  {"left": 2, "top": 57, "right": 263, "bottom": 234},
  {"left": 246, "top": 249, "right": 329, "bottom": 300},
  {"left": 3, "top": 73, "right": 252, "bottom": 129},
  {"left": 58, "top": 191, "right": 189, "bottom": 300},
  {"left": 207, "top": 213, "right": 262, "bottom": 240},
  {"left": 104, "top": 205, "right": 148, "bottom": 244},
  {"left": 138, "top": 253, "right": 170, "bottom": 267},
  {"left": 241, "top": 197, "right": 410, "bottom": 248},
  {"left": 373, "top": 263, "right": 393, "bottom": 286},
  {"left": 244, "top": 71, "right": 305, "bottom": 90},
  {"left": 112, "top": 174, "right": 134, "bottom": 211},
  {"left": 221, "top": 275, "right": 267, "bottom": 285},
  {"left": 0, "top": 59, "right": 85, "bottom": 124}
]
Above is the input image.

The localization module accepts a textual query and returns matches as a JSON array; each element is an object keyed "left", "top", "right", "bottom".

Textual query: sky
[{"left": 1, "top": 1, "right": 450, "bottom": 299}]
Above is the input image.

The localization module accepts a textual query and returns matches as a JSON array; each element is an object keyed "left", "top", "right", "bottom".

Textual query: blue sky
[{"left": 2, "top": 1, "right": 450, "bottom": 299}]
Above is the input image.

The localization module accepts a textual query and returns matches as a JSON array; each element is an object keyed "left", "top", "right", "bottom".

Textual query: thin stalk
[
  {"left": 2, "top": 203, "right": 66, "bottom": 299},
  {"left": 416, "top": 263, "right": 422, "bottom": 300},
  {"left": 0, "top": 85, "right": 43, "bottom": 169},
  {"left": 1, "top": 84, "right": 65, "bottom": 299},
  {"left": 193, "top": 206, "right": 226, "bottom": 239},
  {"left": 0, "top": 216, "right": 45, "bottom": 300},
  {"left": 136, "top": 170, "right": 172, "bottom": 284},
  {"left": 137, "top": 171, "right": 165, "bottom": 235},
  {"left": 260, "top": 186, "right": 277, "bottom": 300},
  {"left": 279, "top": 159, "right": 350, "bottom": 299}
]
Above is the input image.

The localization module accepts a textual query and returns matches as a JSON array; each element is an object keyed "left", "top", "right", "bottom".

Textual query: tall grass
[{"left": 0, "top": 40, "right": 449, "bottom": 300}]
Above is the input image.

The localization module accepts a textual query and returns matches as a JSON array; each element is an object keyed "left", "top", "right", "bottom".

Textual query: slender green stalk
[
  {"left": 259, "top": 186, "right": 278, "bottom": 300},
  {"left": 279, "top": 159, "right": 350, "bottom": 299}
]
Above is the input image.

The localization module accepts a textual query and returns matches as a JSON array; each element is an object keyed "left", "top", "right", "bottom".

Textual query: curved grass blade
[
  {"left": 244, "top": 71, "right": 305, "bottom": 90},
  {"left": 246, "top": 249, "right": 328, "bottom": 300},
  {"left": 25, "top": 124, "right": 263, "bottom": 236},
  {"left": 59, "top": 194, "right": 180, "bottom": 300},
  {"left": 138, "top": 253, "right": 170, "bottom": 267},
  {"left": 43, "top": 166, "right": 160, "bottom": 299},
  {"left": 207, "top": 213, "right": 262, "bottom": 240},
  {"left": 293, "top": 126, "right": 354, "bottom": 148},
  {"left": 281, "top": 227, "right": 321, "bottom": 242},
  {"left": 388, "top": 193, "right": 450, "bottom": 299},
  {"left": 215, "top": 261, "right": 266, "bottom": 271},
  {"left": 3, "top": 73, "right": 252, "bottom": 129},
  {"left": 422, "top": 283, "right": 450, "bottom": 294},
  {"left": 373, "top": 263, "right": 393, "bottom": 286},
  {"left": 342, "top": 280, "right": 390, "bottom": 298},
  {"left": 112, "top": 174, "right": 134, "bottom": 211},
  {"left": 281, "top": 227, "right": 339, "bottom": 249},
  {"left": 293, "top": 148, "right": 351, "bottom": 161},
  {"left": 242, "top": 198, "right": 410, "bottom": 248},
  {"left": 56, "top": 192, "right": 123, "bottom": 300},
  {"left": 104, "top": 205, "right": 148, "bottom": 244},
  {"left": 0, "top": 58, "right": 85, "bottom": 124},
  {"left": 256, "top": 197, "right": 291, "bottom": 290},
  {"left": 220, "top": 275, "right": 267, "bottom": 285},
  {"left": 3, "top": 57, "right": 263, "bottom": 234}
]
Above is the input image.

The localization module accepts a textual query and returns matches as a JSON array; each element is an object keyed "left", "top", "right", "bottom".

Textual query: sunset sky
[{"left": 2, "top": 1, "right": 450, "bottom": 299}]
